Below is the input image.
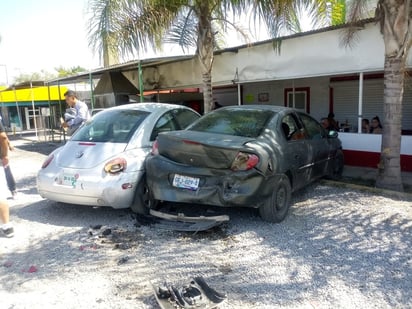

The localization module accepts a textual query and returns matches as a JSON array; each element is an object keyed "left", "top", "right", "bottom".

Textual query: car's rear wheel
[
  {"left": 329, "top": 149, "right": 344, "bottom": 180},
  {"left": 259, "top": 175, "right": 292, "bottom": 223},
  {"left": 131, "top": 177, "right": 158, "bottom": 215}
]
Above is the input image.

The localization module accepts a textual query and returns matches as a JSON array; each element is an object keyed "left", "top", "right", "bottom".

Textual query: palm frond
[
  {"left": 163, "top": 8, "right": 198, "bottom": 52},
  {"left": 341, "top": 0, "right": 378, "bottom": 47}
]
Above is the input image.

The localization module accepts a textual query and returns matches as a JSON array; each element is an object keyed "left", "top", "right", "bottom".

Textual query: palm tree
[
  {"left": 87, "top": 0, "right": 329, "bottom": 113},
  {"left": 340, "top": 0, "right": 411, "bottom": 192},
  {"left": 87, "top": 1, "right": 409, "bottom": 191},
  {"left": 261, "top": 0, "right": 410, "bottom": 192}
]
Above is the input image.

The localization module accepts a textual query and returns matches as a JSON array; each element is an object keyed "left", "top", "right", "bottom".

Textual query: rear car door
[
  {"left": 280, "top": 113, "right": 311, "bottom": 190},
  {"left": 298, "top": 113, "right": 330, "bottom": 179}
]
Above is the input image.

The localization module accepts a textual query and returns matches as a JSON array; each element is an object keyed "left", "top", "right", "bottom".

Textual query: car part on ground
[
  {"left": 153, "top": 276, "right": 227, "bottom": 309},
  {"left": 147, "top": 209, "right": 229, "bottom": 232}
]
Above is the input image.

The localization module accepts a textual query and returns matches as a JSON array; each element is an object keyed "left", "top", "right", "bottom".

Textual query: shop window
[{"left": 284, "top": 87, "right": 310, "bottom": 113}]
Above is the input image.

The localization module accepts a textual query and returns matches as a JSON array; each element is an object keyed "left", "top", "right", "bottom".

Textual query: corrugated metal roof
[{"left": 46, "top": 18, "right": 376, "bottom": 85}]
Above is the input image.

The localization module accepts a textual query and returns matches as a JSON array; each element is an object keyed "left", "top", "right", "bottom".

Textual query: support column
[
  {"left": 358, "top": 72, "right": 364, "bottom": 133},
  {"left": 237, "top": 83, "right": 241, "bottom": 105}
]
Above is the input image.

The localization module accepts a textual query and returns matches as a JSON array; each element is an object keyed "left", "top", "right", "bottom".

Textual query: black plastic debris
[
  {"left": 153, "top": 276, "right": 227, "bottom": 309},
  {"left": 117, "top": 256, "right": 130, "bottom": 265},
  {"left": 102, "top": 228, "right": 112, "bottom": 236}
]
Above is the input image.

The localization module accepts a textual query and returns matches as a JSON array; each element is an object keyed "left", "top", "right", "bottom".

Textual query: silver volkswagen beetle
[{"left": 37, "top": 103, "right": 200, "bottom": 212}]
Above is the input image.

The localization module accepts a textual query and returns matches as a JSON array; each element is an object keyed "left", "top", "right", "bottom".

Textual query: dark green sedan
[{"left": 144, "top": 105, "right": 344, "bottom": 223}]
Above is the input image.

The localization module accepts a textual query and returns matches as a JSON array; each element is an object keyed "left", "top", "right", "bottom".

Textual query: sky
[
  {"left": 0, "top": 0, "right": 103, "bottom": 84},
  {"left": 0, "top": 0, "right": 312, "bottom": 85}
]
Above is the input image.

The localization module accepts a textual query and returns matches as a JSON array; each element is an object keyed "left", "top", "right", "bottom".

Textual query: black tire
[
  {"left": 329, "top": 149, "right": 344, "bottom": 180},
  {"left": 259, "top": 175, "right": 292, "bottom": 223},
  {"left": 130, "top": 177, "right": 158, "bottom": 215}
]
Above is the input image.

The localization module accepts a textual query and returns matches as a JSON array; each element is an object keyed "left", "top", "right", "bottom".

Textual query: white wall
[
  {"left": 241, "top": 77, "right": 330, "bottom": 121},
  {"left": 126, "top": 22, "right": 399, "bottom": 90}
]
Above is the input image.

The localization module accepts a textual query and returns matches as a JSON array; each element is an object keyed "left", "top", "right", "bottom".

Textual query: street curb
[{"left": 320, "top": 179, "right": 412, "bottom": 201}]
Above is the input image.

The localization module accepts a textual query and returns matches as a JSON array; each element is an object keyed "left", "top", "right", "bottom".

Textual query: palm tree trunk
[
  {"left": 375, "top": 56, "right": 404, "bottom": 192},
  {"left": 196, "top": 4, "right": 214, "bottom": 114},
  {"left": 374, "top": 0, "right": 411, "bottom": 192}
]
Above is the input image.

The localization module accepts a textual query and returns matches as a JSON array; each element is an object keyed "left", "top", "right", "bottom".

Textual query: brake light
[
  {"left": 151, "top": 140, "right": 159, "bottom": 155},
  {"left": 42, "top": 154, "right": 54, "bottom": 169},
  {"left": 104, "top": 158, "right": 127, "bottom": 174},
  {"left": 231, "top": 152, "right": 259, "bottom": 171}
]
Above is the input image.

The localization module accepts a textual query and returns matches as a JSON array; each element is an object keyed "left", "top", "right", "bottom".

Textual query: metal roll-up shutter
[
  {"left": 403, "top": 80, "right": 412, "bottom": 131},
  {"left": 331, "top": 80, "right": 359, "bottom": 130},
  {"left": 332, "top": 79, "right": 385, "bottom": 131},
  {"left": 362, "top": 79, "right": 384, "bottom": 124},
  {"left": 332, "top": 77, "right": 412, "bottom": 131}
]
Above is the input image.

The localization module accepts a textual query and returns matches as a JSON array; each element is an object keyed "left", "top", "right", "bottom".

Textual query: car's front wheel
[
  {"left": 131, "top": 177, "right": 158, "bottom": 215},
  {"left": 259, "top": 175, "right": 292, "bottom": 223}
]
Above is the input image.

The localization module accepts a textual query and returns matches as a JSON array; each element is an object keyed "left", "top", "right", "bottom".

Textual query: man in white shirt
[{"left": 61, "top": 90, "right": 90, "bottom": 135}]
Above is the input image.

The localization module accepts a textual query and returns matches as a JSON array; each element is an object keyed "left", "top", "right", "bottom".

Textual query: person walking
[
  {"left": 61, "top": 90, "right": 90, "bottom": 135},
  {"left": 0, "top": 116, "right": 17, "bottom": 199},
  {"left": 0, "top": 121, "right": 14, "bottom": 237}
]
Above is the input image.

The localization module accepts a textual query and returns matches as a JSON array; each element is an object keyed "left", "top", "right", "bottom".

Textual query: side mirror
[{"left": 328, "top": 130, "right": 338, "bottom": 138}]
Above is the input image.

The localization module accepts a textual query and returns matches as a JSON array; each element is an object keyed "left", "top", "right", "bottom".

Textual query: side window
[
  {"left": 173, "top": 109, "right": 200, "bottom": 129},
  {"left": 281, "top": 114, "right": 304, "bottom": 141},
  {"left": 299, "top": 113, "right": 325, "bottom": 140},
  {"left": 150, "top": 111, "right": 178, "bottom": 141}
]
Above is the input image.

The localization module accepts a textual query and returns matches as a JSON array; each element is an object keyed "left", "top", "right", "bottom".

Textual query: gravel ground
[{"left": 1, "top": 139, "right": 412, "bottom": 309}]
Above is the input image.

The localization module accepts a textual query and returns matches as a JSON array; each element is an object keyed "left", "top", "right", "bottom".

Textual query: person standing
[
  {"left": 327, "top": 112, "right": 340, "bottom": 131},
  {"left": 371, "top": 116, "right": 383, "bottom": 134},
  {"left": 0, "top": 122, "right": 14, "bottom": 237},
  {"left": 362, "top": 118, "right": 370, "bottom": 134},
  {"left": 0, "top": 115, "right": 17, "bottom": 198},
  {"left": 61, "top": 90, "right": 90, "bottom": 135}
]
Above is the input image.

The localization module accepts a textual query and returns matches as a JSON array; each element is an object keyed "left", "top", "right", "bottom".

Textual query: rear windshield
[
  {"left": 188, "top": 108, "right": 275, "bottom": 138},
  {"left": 72, "top": 109, "right": 150, "bottom": 143}
]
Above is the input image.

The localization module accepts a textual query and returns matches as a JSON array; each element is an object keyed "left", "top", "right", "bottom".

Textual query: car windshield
[
  {"left": 72, "top": 109, "right": 150, "bottom": 143},
  {"left": 188, "top": 108, "right": 275, "bottom": 138}
]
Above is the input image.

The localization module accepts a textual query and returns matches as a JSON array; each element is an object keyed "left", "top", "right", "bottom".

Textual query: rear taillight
[
  {"left": 151, "top": 140, "right": 159, "bottom": 155},
  {"left": 231, "top": 152, "right": 259, "bottom": 171},
  {"left": 42, "top": 154, "right": 54, "bottom": 169},
  {"left": 104, "top": 158, "right": 127, "bottom": 174}
]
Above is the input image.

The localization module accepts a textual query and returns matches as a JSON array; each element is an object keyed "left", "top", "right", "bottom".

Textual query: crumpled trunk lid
[{"left": 157, "top": 130, "right": 255, "bottom": 169}]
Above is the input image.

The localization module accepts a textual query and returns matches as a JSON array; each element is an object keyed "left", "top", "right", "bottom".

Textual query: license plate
[
  {"left": 62, "top": 173, "right": 79, "bottom": 187},
  {"left": 172, "top": 174, "right": 200, "bottom": 190}
]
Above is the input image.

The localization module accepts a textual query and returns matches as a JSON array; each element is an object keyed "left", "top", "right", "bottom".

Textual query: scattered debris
[
  {"left": 79, "top": 244, "right": 98, "bottom": 251},
  {"left": 117, "top": 256, "right": 130, "bottom": 265},
  {"left": 21, "top": 265, "right": 38, "bottom": 273},
  {"left": 3, "top": 261, "right": 13, "bottom": 268},
  {"left": 114, "top": 243, "right": 132, "bottom": 250},
  {"left": 153, "top": 276, "right": 227, "bottom": 309},
  {"left": 102, "top": 228, "right": 112, "bottom": 236}
]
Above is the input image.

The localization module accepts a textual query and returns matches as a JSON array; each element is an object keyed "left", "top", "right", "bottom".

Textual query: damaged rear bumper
[{"left": 146, "top": 155, "right": 276, "bottom": 207}]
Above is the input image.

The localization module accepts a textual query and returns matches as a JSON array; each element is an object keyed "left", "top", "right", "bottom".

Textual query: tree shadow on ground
[
  {"left": 124, "top": 182, "right": 412, "bottom": 307},
  {"left": 2, "top": 181, "right": 411, "bottom": 308}
]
